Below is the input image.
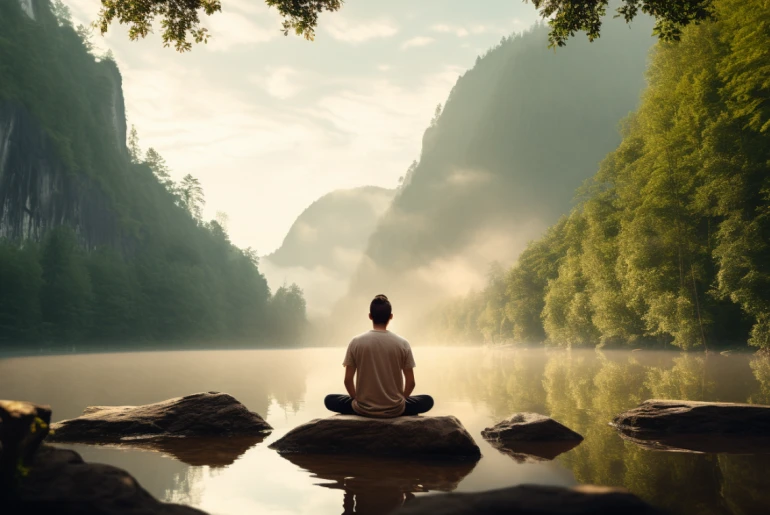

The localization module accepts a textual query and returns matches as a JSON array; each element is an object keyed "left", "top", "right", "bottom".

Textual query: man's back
[{"left": 343, "top": 329, "right": 415, "bottom": 417}]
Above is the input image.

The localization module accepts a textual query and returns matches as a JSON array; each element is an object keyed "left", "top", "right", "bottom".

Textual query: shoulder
[
  {"left": 348, "top": 331, "right": 372, "bottom": 346},
  {"left": 388, "top": 331, "right": 411, "bottom": 348}
]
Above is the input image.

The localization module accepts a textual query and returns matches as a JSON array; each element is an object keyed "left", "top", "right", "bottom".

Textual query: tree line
[
  {"left": 432, "top": 0, "right": 770, "bottom": 350},
  {"left": 0, "top": 0, "right": 307, "bottom": 346}
]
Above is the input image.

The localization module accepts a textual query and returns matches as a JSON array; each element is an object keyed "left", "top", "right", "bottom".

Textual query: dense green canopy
[
  {"left": 435, "top": 0, "right": 770, "bottom": 350},
  {"left": 0, "top": 0, "right": 307, "bottom": 345}
]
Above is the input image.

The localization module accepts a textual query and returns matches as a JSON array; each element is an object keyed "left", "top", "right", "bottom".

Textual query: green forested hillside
[
  {"left": 0, "top": 0, "right": 306, "bottom": 345},
  {"left": 336, "top": 16, "right": 655, "bottom": 326},
  {"left": 437, "top": 0, "right": 770, "bottom": 350}
]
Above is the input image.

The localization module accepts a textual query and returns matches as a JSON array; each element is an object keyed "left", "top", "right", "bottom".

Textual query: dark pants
[{"left": 325, "top": 394, "right": 434, "bottom": 417}]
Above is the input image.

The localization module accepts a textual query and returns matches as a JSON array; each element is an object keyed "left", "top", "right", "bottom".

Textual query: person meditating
[{"left": 324, "top": 294, "right": 434, "bottom": 417}]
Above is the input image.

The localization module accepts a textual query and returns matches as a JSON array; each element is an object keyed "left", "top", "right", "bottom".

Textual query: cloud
[
  {"left": 431, "top": 24, "right": 469, "bottom": 37},
  {"left": 253, "top": 67, "right": 304, "bottom": 99},
  {"left": 324, "top": 15, "right": 398, "bottom": 43},
  {"left": 204, "top": 11, "right": 278, "bottom": 51},
  {"left": 377, "top": 64, "right": 391, "bottom": 72},
  {"left": 401, "top": 36, "right": 435, "bottom": 50}
]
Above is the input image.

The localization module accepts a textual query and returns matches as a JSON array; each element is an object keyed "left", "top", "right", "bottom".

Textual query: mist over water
[{"left": 3, "top": 346, "right": 769, "bottom": 515}]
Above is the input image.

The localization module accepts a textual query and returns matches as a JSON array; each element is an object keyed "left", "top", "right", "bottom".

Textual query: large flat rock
[
  {"left": 612, "top": 399, "right": 770, "bottom": 436},
  {"left": 48, "top": 392, "right": 271, "bottom": 443},
  {"left": 393, "top": 484, "right": 663, "bottom": 515},
  {"left": 269, "top": 415, "right": 481, "bottom": 460}
]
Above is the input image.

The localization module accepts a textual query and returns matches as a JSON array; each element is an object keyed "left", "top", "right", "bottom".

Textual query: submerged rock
[
  {"left": 269, "top": 415, "right": 481, "bottom": 460},
  {"left": 7, "top": 444, "right": 206, "bottom": 514},
  {"left": 481, "top": 413, "right": 583, "bottom": 463},
  {"left": 48, "top": 392, "right": 272, "bottom": 443},
  {"left": 612, "top": 399, "right": 770, "bottom": 436},
  {"left": 393, "top": 484, "right": 663, "bottom": 515}
]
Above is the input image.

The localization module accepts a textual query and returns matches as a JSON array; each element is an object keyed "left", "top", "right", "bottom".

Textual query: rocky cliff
[{"left": 0, "top": 0, "right": 129, "bottom": 249}]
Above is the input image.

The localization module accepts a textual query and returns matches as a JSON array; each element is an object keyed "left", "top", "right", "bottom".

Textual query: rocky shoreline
[{"left": 12, "top": 393, "right": 758, "bottom": 514}]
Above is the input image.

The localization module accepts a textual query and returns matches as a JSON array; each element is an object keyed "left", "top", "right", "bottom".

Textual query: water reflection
[
  {"left": 135, "top": 436, "right": 267, "bottom": 467},
  {"left": 3, "top": 347, "right": 770, "bottom": 515},
  {"left": 486, "top": 439, "right": 582, "bottom": 463},
  {"left": 282, "top": 454, "right": 477, "bottom": 515},
  {"left": 453, "top": 349, "right": 770, "bottom": 515}
]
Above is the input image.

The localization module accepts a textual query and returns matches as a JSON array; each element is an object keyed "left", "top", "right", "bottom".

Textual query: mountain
[
  {"left": 0, "top": 0, "right": 305, "bottom": 344},
  {"left": 333, "top": 17, "right": 656, "bottom": 332},
  {"left": 434, "top": 0, "right": 770, "bottom": 350},
  {"left": 261, "top": 186, "right": 395, "bottom": 318}
]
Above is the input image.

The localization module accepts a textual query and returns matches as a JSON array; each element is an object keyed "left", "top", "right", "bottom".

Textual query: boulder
[
  {"left": 6, "top": 444, "right": 206, "bottom": 514},
  {"left": 612, "top": 399, "right": 770, "bottom": 436},
  {"left": 393, "top": 484, "right": 663, "bottom": 515},
  {"left": 1, "top": 399, "right": 206, "bottom": 514},
  {"left": 269, "top": 415, "right": 481, "bottom": 460},
  {"left": 482, "top": 413, "right": 583, "bottom": 443},
  {"left": 481, "top": 414, "right": 583, "bottom": 463},
  {"left": 48, "top": 392, "right": 272, "bottom": 443},
  {"left": 1, "top": 400, "right": 52, "bottom": 484}
]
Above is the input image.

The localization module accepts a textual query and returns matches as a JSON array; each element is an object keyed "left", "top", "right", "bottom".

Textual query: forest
[
  {"left": 0, "top": 0, "right": 307, "bottom": 345},
  {"left": 432, "top": 0, "right": 770, "bottom": 351}
]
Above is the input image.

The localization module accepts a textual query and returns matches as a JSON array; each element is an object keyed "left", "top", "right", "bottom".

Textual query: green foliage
[
  {"left": 91, "top": 0, "right": 708, "bottom": 52},
  {"left": 40, "top": 228, "right": 94, "bottom": 340},
  {"left": 0, "top": 0, "right": 307, "bottom": 345},
  {"left": 0, "top": 243, "right": 42, "bottom": 342},
  {"left": 527, "top": 0, "right": 715, "bottom": 47},
  {"left": 96, "top": 0, "right": 341, "bottom": 52},
  {"left": 440, "top": 0, "right": 769, "bottom": 349},
  {"left": 269, "top": 284, "right": 309, "bottom": 343}
]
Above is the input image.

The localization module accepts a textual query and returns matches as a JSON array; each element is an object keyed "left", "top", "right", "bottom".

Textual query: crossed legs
[{"left": 324, "top": 394, "right": 434, "bottom": 416}]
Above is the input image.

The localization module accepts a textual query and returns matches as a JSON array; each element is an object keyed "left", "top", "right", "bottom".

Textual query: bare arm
[
  {"left": 403, "top": 368, "right": 416, "bottom": 398},
  {"left": 344, "top": 366, "right": 357, "bottom": 399}
]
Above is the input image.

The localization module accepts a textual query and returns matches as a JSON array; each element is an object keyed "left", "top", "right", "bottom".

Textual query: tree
[
  {"left": 430, "top": 104, "right": 442, "bottom": 127},
  {"left": 144, "top": 147, "right": 175, "bottom": 191},
  {"left": 94, "top": 0, "right": 708, "bottom": 52},
  {"left": 526, "top": 0, "right": 715, "bottom": 47},
  {"left": 39, "top": 228, "right": 93, "bottom": 340},
  {"left": 128, "top": 125, "right": 141, "bottom": 163},
  {"left": 76, "top": 24, "right": 94, "bottom": 53},
  {"left": 178, "top": 174, "right": 205, "bottom": 220},
  {"left": 51, "top": 0, "right": 72, "bottom": 27},
  {"left": 96, "top": 0, "right": 341, "bottom": 52}
]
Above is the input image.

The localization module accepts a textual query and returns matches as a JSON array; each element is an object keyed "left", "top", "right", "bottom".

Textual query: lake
[{"left": 2, "top": 347, "right": 769, "bottom": 515}]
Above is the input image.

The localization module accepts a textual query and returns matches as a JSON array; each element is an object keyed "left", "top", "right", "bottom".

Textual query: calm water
[{"left": 2, "top": 347, "right": 769, "bottom": 515}]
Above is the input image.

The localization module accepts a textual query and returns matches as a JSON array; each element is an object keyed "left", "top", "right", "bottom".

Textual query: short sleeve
[
  {"left": 403, "top": 342, "right": 416, "bottom": 369},
  {"left": 343, "top": 340, "right": 356, "bottom": 367}
]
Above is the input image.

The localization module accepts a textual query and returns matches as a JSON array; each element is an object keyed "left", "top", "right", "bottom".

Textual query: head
[{"left": 369, "top": 294, "right": 393, "bottom": 328}]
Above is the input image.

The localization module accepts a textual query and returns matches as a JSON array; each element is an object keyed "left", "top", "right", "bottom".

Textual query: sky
[{"left": 65, "top": 0, "right": 540, "bottom": 254}]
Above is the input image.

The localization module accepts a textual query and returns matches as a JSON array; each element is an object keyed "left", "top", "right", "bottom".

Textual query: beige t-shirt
[{"left": 343, "top": 329, "right": 416, "bottom": 418}]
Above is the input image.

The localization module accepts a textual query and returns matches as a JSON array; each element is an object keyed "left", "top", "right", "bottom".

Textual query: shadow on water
[
  {"left": 77, "top": 435, "right": 268, "bottom": 467},
  {"left": 486, "top": 439, "right": 583, "bottom": 464},
  {"left": 280, "top": 453, "right": 477, "bottom": 515}
]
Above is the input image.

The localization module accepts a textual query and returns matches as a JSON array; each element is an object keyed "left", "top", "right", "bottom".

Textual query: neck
[{"left": 372, "top": 324, "right": 389, "bottom": 331}]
